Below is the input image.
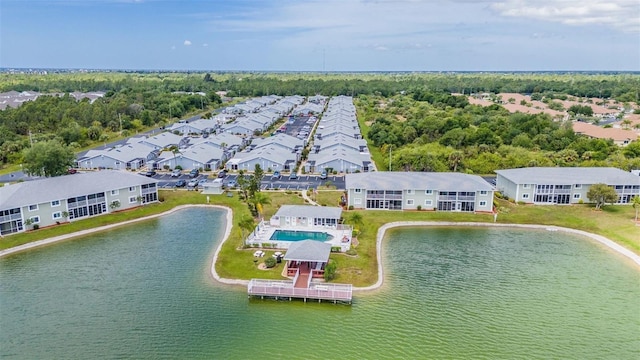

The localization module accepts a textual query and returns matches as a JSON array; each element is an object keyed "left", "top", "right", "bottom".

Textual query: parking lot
[
  {"left": 152, "top": 172, "right": 345, "bottom": 191},
  {"left": 279, "top": 115, "right": 317, "bottom": 141}
]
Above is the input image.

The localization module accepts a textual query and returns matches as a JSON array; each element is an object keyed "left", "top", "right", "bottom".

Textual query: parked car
[
  {"left": 189, "top": 169, "right": 199, "bottom": 178},
  {"left": 271, "top": 171, "right": 281, "bottom": 180},
  {"left": 289, "top": 172, "right": 298, "bottom": 180},
  {"left": 171, "top": 169, "right": 182, "bottom": 177},
  {"left": 217, "top": 170, "right": 228, "bottom": 178},
  {"left": 145, "top": 170, "right": 157, "bottom": 177},
  {"left": 226, "top": 180, "right": 237, "bottom": 188},
  {"left": 187, "top": 179, "right": 199, "bottom": 187},
  {"left": 175, "top": 179, "right": 187, "bottom": 187},
  {"left": 67, "top": 168, "right": 77, "bottom": 174},
  {"left": 319, "top": 171, "right": 328, "bottom": 180},
  {"left": 198, "top": 178, "right": 208, "bottom": 186}
]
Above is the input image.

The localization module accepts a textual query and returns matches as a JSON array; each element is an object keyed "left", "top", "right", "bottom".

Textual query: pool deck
[{"left": 245, "top": 221, "right": 352, "bottom": 252}]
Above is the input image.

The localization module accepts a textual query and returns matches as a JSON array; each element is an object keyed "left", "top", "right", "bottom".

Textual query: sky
[{"left": 1, "top": 0, "right": 639, "bottom": 71}]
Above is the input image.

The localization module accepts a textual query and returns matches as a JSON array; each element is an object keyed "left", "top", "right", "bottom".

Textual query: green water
[{"left": 1, "top": 208, "right": 639, "bottom": 359}]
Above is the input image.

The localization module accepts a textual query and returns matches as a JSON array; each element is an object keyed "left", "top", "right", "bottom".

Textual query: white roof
[{"left": 496, "top": 167, "right": 640, "bottom": 185}]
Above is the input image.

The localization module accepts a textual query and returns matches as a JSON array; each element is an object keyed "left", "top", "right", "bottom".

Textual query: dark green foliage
[
  {"left": 264, "top": 257, "right": 276, "bottom": 268},
  {"left": 22, "top": 140, "right": 75, "bottom": 177},
  {"left": 324, "top": 261, "right": 337, "bottom": 281},
  {"left": 568, "top": 104, "right": 594, "bottom": 116}
]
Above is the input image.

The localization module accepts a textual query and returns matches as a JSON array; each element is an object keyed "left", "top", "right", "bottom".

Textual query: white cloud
[
  {"left": 183, "top": 40, "right": 192, "bottom": 46},
  {"left": 491, "top": 0, "right": 640, "bottom": 32}
]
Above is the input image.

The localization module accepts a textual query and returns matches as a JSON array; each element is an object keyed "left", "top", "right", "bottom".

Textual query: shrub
[
  {"left": 331, "top": 246, "right": 341, "bottom": 252},
  {"left": 175, "top": 165, "right": 183, "bottom": 170},
  {"left": 32, "top": 224, "right": 40, "bottom": 230},
  {"left": 261, "top": 242, "right": 271, "bottom": 248},
  {"left": 264, "top": 257, "right": 276, "bottom": 268},
  {"left": 348, "top": 205, "right": 354, "bottom": 210},
  {"left": 417, "top": 205, "right": 422, "bottom": 211},
  {"left": 324, "top": 261, "right": 337, "bottom": 281},
  {"left": 163, "top": 165, "right": 170, "bottom": 170}
]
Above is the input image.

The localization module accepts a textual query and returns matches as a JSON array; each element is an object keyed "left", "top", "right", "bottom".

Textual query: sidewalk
[{"left": 300, "top": 188, "right": 319, "bottom": 206}]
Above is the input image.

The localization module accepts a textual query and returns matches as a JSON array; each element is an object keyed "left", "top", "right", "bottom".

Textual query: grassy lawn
[{"left": 2, "top": 190, "right": 638, "bottom": 288}]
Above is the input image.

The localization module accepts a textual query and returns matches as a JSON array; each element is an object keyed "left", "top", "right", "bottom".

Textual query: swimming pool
[{"left": 269, "top": 230, "right": 334, "bottom": 242}]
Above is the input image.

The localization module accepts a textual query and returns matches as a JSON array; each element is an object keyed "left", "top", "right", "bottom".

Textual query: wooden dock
[{"left": 247, "top": 279, "right": 353, "bottom": 304}]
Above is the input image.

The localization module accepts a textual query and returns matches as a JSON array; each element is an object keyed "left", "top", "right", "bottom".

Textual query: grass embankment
[{"left": 2, "top": 190, "right": 638, "bottom": 287}]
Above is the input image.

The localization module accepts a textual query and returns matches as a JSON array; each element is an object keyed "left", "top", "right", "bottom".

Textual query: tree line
[{"left": 357, "top": 92, "right": 640, "bottom": 174}]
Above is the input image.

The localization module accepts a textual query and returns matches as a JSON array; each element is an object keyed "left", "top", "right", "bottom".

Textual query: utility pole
[{"left": 388, "top": 145, "right": 392, "bottom": 171}]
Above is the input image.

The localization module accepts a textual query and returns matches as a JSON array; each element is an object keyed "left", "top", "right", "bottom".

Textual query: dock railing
[{"left": 248, "top": 279, "right": 352, "bottom": 303}]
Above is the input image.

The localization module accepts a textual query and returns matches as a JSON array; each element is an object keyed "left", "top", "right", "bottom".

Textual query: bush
[
  {"left": 331, "top": 246, "right": 341, "bottom": 252},
  {"left": 163, "top": 165, "right": 170, "bottom": 170},
  {"left": 264, "top": 257, "right": 276, "bottom": 268},
  {"left": 348, "top": 205, "right": 354, "bottom": 210},
  {"left": 324, "top": 261, "right": 337, "bottom": 281},
  {"left": 32, "top": 224, "right": 39, "bottom": 230},
  {"left": 417, "top": 205, "right": 422, "bottom": 211},
  {"left": 175, "top": 165, "right": 183, "bottom": 170}
]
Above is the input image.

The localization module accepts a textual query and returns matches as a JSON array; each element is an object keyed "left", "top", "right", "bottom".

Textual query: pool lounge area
[{"left": 245, "top": 221, "right": 352, "bottom": 252}]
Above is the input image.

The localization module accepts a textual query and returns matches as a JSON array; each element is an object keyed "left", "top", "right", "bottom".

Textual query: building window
[
  {"left": 573, "top": 194, "right": 581, "bottom": 199},
  {"left": 523, "top": 184, "right": 530, "bottom": 189},
  {"left": 28, "top": 204, "right": 38, "bottom": 211},
  {"left": 425, "top": 190, "right": 433, "bottom": 195},
  {"left": 111, "top": 189, "right": 119, "bottom": 195},
  {"left": 129, "top": 186, "right": 136, "bottom": 192},
  {"left": 129, "top": 196, "right": 137, "bottom": 204},
  {"left": 522, "top": 194, "right": 530, "bottom": 199},
  {"left": 407, "top": 189, "right": 414, "bottom": 195},
  {"left": 29, "top": 216, "right": 40, "bottom": 224},
  {"left": 52, "top": 212, "right": 62, "bottom": 220},
  {"left": 406, "top": 199, "right": 414, "bottom": 205},
  {"left": 479, "top": 190, "right": 488, "bottom": 195},
  {"left": 354, "top": 198, "right": 362, "bottom": 205},
  {"left": 51, "top": 200, "right": 60, "bottom": 207},
  {"left": 354, "top": 188, "right": 362, "bottom": 193},
  {"left": 575, "top": 184, "right": 582, "bottom": 189},
  {"left": 479, "top": 201, "right": 487, "bottom": 207},
  {"left": 425, "top": 200, "right": 433, "bottom": 206}
]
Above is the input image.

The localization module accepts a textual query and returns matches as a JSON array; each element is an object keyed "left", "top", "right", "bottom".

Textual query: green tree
[
  {"left": 22, "top": 140, "right": 75, "bottom": 177},
  {"left": 324, "top": 260, "right": 337, "bottom": 281},
  {"left": 238, "top": 215, "right": 256, "bottom": 245},
  {"left": 632, "top": 195, "right": 640, "bottom": 223},
  {"left": 586, "top": 183, "right": 619, "bottom": 210},
  {"left": 249, "top": 192, "right": 271, "bottom": 219}
]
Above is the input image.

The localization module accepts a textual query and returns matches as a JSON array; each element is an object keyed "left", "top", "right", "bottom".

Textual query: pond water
[{"left": 1, "top": 208, "right": 638, "bottom": 359}]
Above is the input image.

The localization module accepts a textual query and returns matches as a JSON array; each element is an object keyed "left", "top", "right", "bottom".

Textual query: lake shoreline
[{"left": 2, "top": 206, "right": 638, "bottom": 291}]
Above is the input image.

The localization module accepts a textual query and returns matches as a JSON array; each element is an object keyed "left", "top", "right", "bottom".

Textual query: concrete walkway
[{"left": 301, "top": 189, "right": 320, "bottom": 206}]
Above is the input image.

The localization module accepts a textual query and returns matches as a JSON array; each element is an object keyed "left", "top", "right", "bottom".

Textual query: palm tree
[
  {"left": 632, "top": 195, "right": 640, "bottom": 224},
  {"left": 448, "top": 151, "right": 464, "bottom": 172},
  {"left": 345, "top": 212, "right": 364, "bottom": 236},
  {"left": 250, "top": 192, "right": 271, "bottom": 219},
  {"left": 238, "top": 215, "right": 256, "bottom": 245}
]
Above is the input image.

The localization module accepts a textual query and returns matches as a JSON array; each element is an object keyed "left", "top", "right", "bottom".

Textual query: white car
[{"left": 171, "top": 169, "right": 182, "bottom": 177}]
